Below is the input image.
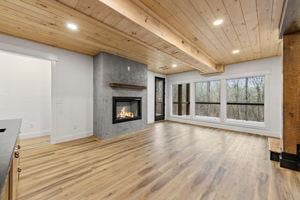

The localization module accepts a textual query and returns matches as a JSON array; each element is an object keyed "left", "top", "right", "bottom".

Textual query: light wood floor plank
[{"left": 18, "top": 122, "right": 300, "bottom": 200}]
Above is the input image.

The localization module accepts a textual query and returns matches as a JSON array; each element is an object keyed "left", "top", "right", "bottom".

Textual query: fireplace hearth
[{"left": 112, "top": 97, "right": 142, "bottom": 124}]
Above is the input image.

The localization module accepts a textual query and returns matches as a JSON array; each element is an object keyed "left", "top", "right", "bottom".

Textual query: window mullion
[
  {"left": 190, "top": 82, "right": 195, "bottom": 118},
  {"left": 221, "top": 79, "right": 227, "bottom": 122},
  {"left": 178, "top": 84, "right": 182, "bottom": 116},
  {"left": 206, "top": 82, "right": 210, "bottom": 116},
  {"left": 186, "top": 83, "right": 190, "bottom": 115},
  {"left": 245, "top": 77, "right": 249, "bottom": 121}
]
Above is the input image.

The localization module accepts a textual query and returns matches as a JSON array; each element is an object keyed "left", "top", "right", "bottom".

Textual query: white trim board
[
  {"left": 20, "top": 130, "right": 51, "bottom": 139},
  {"left": 51, "top": 131, "right": 93, "bottom": 144},
  {"left": 167, "top": 117, "right": 280, "bottom": 138}
]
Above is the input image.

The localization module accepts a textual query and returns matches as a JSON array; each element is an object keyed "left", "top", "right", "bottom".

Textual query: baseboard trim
[
  {"left": 166, "top": 117, "right": 280, "bottom": 138},
  {"left": 20, "top": 130, "right": 50, "bottom": 139},
  {"left": 51, "top": 131, "right": 93, "bottom": 144}
]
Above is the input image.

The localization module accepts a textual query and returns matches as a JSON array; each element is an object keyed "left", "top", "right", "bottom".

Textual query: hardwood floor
[{"left": 18, "top": 122, "right": 300, "bottom": 200}]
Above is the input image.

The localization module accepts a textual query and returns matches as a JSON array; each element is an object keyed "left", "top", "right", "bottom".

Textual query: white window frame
[
  {"left": 224, "top": 73, "right": 268, "bottom": 129},
  {"left": 170, "top": 82, "right": 192, "bottom": 119},
  {"left": 169, "top": 71, "right": 270, "bottom": 130},
  {"left": 194, "top": 79, "right": 221, "bottom": 121}
]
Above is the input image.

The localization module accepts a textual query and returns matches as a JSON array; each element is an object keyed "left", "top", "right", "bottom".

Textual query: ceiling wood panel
[
  {"left": 205, "top": 0, "right": 250, "bottom": 62},
  {"left": 239, "top": 0, "right": 261, "bottom": 59},
  {"left": 136, "top": 0, "right": 225, "bottom": 64},
  {"left": 139, "top": 0, "right": 234, "bottom": 63},
  {"left": 189, "top": 0, "right": 238, "bottom": 57},
  {"left": 222, "top": 0, "right": 254, "bottom": 59},
  {"left": 157, "top": 0, "right": 233, "bottom": 62},
  {"left": 0, "top": 0, "right": 195, "bottom": 74},
  {"left": 257, "top": 0, "right": 274, "bottom": 58},
  {"left": 65, "top": 0, "right": 224, "bottom": 73},
  {"left": 0, "top": 0, "right": 284, "bottom": 74},
  {"left": 190, "top": 0, "right": 245, "bottom": 61},
  {"left": 271, "top": 0, "right": 284, "bottom": 54},
  {"left": 140, "top": 0, "right": 283, "bottom": 65},
  {"left": 63, "top": 0, "right": 219, "bottom": 73}
]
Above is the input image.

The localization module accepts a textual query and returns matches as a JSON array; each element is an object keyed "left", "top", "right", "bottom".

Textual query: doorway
[
  {"left": 155, "top": 77, "right": 165, "bottom": 121},
  {"left": 0, "top": 50, "right": 52, "bottom": 138}
]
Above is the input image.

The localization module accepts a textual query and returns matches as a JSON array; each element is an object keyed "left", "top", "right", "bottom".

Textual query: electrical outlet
[
  {"left": 29, "top": 124, "right": 34, "bottom": 129},
  {"left": 73, "top": 125, "right": 78, "bottom": 130}
]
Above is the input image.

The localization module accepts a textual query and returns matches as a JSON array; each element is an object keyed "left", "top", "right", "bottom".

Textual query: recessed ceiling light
[
  {"left": 66, "top": 23, "right": 78, "bottom": 31},
  {"left": 213, "top": 19, "right": 223, "bottom": 26},
  {"left": 172, "top": 64, "right": 177, "bottom": 68},
  {"left": 232, "top": 49, "right": 240, "bottom": 54}
]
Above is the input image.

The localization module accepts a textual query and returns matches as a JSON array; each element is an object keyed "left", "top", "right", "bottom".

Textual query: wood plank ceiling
[
  {"left": 0, "top": 0, "right": 284, "bottom": 74},
  {"left": 134, "top": 0, "right": 284, "bottom": 62}
]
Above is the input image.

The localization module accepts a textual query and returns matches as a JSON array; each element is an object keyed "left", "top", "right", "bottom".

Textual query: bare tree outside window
[
  {"left": 195, "top": 80, "right": 221, "bottom": 117},
  {"left": 226, "top": 76, "right": 265, "bottom": 122}
]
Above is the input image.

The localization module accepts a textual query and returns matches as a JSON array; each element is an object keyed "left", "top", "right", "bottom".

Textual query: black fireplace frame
[{"left": 112, "top": 96, "right": 142, "bottom": 124}]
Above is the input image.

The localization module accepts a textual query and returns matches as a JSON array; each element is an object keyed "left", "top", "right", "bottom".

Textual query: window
[
  {"left": 172, "top": 83, "right": 190, "bottom": 116},
  {"left": 226, "top": 76, "right": 265, "bottom": 122},
  {"left": 195, "top": 80, "right": 220, "bottom": 117}
]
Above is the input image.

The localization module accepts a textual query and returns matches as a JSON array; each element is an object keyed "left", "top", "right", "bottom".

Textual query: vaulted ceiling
[{"left": 0, "top": 0, "right": 284, "bottom": 74}]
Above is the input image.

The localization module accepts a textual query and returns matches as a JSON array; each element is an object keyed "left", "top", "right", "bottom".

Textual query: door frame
[
  {"left": 155, "top": 76, "right": 165, "bottom": 121},
  {"left": 0, "top": 49, "right": 56, "bottom": 143}
]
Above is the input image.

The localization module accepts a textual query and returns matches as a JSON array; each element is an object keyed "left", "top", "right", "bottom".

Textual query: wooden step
[
  {"left": 268, "top": 137, "right": 282, "bottom": 162},
  {"left": 268, "top": 137, "right": 281, "bottom": 153}
]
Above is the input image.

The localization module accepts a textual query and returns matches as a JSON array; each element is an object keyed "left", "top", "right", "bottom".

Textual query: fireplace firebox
[{"left": 112, "top": 97, "right": 142, "bottom": 124}]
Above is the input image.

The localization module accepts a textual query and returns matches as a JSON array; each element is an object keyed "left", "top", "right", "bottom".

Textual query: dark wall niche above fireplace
[{"left": 113, "top": 97, "right": 142, "bottom": 124}]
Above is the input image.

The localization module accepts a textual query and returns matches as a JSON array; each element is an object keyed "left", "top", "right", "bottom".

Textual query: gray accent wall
[{"left": 94, "top": 52, "right": 147, "bottom": 139}]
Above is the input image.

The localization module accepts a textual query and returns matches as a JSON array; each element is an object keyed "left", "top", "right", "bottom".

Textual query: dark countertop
[{"left": 0, "top": 119, "right": 22, "bottom": 197}]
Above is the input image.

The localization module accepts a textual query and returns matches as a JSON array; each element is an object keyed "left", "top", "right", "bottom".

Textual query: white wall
[
  {"left": 0, "top": 51, "right": 51, "bottom": 138},
  {"left": 0, "top": 34, "right": 93, "bottom": 143},
  {"left": 147, "top": 71, "right": 166, "bottom": 124},
  {"left": 166, "top": 56, "right": 283, "bottom": 138},
  {"left": 0, "top": 34, "right": 282, "bottom": 140}
]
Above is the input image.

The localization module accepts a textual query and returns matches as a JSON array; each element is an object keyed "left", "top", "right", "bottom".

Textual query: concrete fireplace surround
[{"left": 94, "top": 52, "right": 147, "bottom": 139}]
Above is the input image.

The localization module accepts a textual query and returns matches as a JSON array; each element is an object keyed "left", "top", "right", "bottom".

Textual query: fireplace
[{"left": 112, "top": 97, "right": 142, "bottom": 124}]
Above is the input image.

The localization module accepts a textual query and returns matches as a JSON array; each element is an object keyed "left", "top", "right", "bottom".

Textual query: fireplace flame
[{"left": 117, "top": 107, "right": 134, "bottom": 119}]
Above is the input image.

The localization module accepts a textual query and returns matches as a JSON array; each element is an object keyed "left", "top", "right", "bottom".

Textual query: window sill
[
  {"left": 170, "top": 115, "right": 191, "bottom": 119},
  {"left": 194, "top": 116, "right": 221, "bottom": 123},
  {"left": 224, "top": 119, "right": 266, "bottom": 129}
]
